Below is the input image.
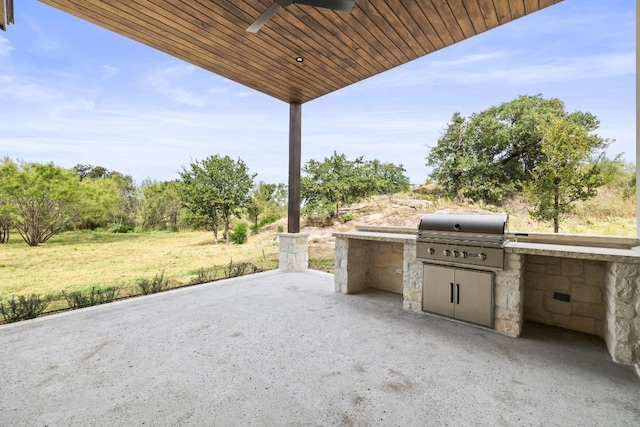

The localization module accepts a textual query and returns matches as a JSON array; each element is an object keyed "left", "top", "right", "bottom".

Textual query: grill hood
[{"left": 418, "top": 213, "right": 508, "bottom": 236}]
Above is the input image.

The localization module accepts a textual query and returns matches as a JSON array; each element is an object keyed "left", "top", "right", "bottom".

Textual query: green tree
[
  {"left": 178, "top": 155, "right": 255, "bottom": 244},
  {"left": 77, "top": 177, "right": 121, "bottom": 229},
  {"left": 110, "top": 172, "right": 140, "bottom": 230},
  {"left": 423, "top": 112, "right": 470, "bottom": 198},
  {"left": 72, "top": 165, "right": 137, "bottom": 230},
  {"left": 0, "top": 202, "right": 10, "bottom": 243},
  {"left": 301, "top": 151, "right": 410, "bottom": 221},
  {"left": 426, "top": 95, "right": 602, "bottom": 203},
  {"left": 73, "top": 164, "right": 111, "bottom": 181},
  {"left": 0, "top": 160, "right": 81, "bottom": 246},
  {"left": 523, "top": 115, "right": 609, "bottom": 233},
  {"left": 0, "top": 158, "right": 16, "bottom": 243},
  {"left": 247, "top": 181, "right": 287, "bottom": 232},
  {"left": 366, "top": 159, "right": 411, "bottom": 195},
  {"left": 302, "top": 152, "right": 366, "bottom": 221},
  {"left": 138, "top": 180, "right": 181, "bottom": 231}
]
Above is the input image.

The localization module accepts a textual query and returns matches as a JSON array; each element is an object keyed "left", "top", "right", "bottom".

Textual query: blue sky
[{"left": 0, "top": 0, "right": 635, "bottom": 186}]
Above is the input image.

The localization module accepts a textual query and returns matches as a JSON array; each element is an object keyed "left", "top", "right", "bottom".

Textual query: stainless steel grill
[
  {"left": 417, "top": 213, "right": 508, "bottom": 328},
  {"left": 416, "top": 213, "right": 508, "bottom": 269}
]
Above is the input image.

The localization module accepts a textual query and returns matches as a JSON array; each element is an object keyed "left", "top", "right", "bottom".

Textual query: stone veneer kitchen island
[{"left": 333, "top": 226, "right": 640, "bottom": 377}]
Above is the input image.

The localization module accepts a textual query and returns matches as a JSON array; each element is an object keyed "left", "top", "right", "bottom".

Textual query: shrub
[
  {"left": 229, "top": 222, "right": 248, "bottom": 244},
  {"left": 63, "top": 286, "right": 119, "bottom": 309},
  {"left": 0, "top": 294, "right": 50, "bottom": 323},
  {"left": 109, "top": 224, "right": 133, "bottom": 233},
  {"left": 224, "top": 260, "right": 261, "bottom": 278},
  {"left": 258, "top": 215, "right": 278, "bottom": 228},
  {"left": 189, "top": 268, "right": 217, "bottom": 285},
  {"left": 137, "top": 271, "right": 169, "bottom": 295},
  {"left": 340, "top": 213, "right": 354, "bottom": 223}
]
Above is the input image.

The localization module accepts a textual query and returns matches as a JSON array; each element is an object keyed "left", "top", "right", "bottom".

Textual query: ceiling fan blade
[
  {"left": 246, "top": 2, "right": 282, "bottom": 33},
  {"left": 293, "top": 0, "right": 355, "bottom": 13}
]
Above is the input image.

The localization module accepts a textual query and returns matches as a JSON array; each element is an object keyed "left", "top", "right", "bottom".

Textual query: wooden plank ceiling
[{"left": 39, "top": 0, "right": 563, "bottom": 104}]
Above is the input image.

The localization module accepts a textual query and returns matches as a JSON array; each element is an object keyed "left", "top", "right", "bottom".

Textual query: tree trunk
[
  {"left": 223, "top": 209, "right": 231, "bottom": 245},
  {"left": 553, "top": 184, "right": 560, "bottom": 233}
]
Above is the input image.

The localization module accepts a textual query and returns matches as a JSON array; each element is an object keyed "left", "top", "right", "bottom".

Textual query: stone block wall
[
  {"left": 278, "top": 233, "right": 309, "bottom": 272},
  {"left": 340, "top": 238, "right": 368, "bottom": 293},
  {"left": 605, "top": 262, "right": 639, "bottom": 365},
  {"left": 523, "top": 255, "right": 607, "bottom": 337},
  {"left": 366, "top": 241, "right": 404, "bottom": 294},
  {"left": 402, "top": 240, "right": 423, "bottom": 312},
  {"left": 334, "top": 237, "right": 370, "bottom": 294},
  {"left": 334, "top": 233, "right": 417, "bottom": 298},
  {"left": 494, "top": 253, "right": 525, "bottom": 337},
  {"left": 334, "top": 237, "right": 350, "bottom": 293}
]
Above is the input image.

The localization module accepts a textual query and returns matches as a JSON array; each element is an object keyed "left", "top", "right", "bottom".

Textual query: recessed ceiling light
[{"left": 295, "top": 56, "right": 304, "bottom": 63}]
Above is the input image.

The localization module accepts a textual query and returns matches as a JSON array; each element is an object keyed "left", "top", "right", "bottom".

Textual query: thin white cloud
[
  {"left": 22, "top": 16, "right": 63, "bottom": 52},
  {"left": 0, "top": 74, "right": 64, "bottom": 103},
  {"left": 101, "top": 65, "right": 119, "bottom": 79},
  {"left": 143, "top": 64, "right": 228, "bottom": 106},
  {"left": 50, "top": 97, "right": 96, "bottom": 116},
  {"left": 428, "top": 51, "right": 509, "bottom": 68},
  {"left": 438, "top": 52, "right": 634, "bottom": 86},
  {"left": 236, "top": 91, "right": 254, "bottom": 98},
  {"left": 374, "top": 51, "right": 634, "bottom": 88},
  {"left": 0, "top": 35, "right": 13, "bottom": 56},
  {"left": 144, "top": 64, "right": 203, "bottom": 106}
]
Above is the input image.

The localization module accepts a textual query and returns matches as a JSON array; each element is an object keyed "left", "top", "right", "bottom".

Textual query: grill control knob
[
  {"left": 428, "top": 247, "right": 435, "bottom": 255},
  {"left": 443, "top": 249, "right": 451, "bottom": 257},
  {"left": 453, "top": 250, "right": 460, "bottom": 258},
  {"left": 479, "top": 253, "right": 487, "bottom": 261},
  {"left": 461, "top": 251, "right": 468, "bottom": 258}
]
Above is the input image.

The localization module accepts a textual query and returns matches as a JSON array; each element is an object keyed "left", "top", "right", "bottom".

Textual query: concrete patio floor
[{"left": 1, "top": 269, "right": 638, "bottom": 426}]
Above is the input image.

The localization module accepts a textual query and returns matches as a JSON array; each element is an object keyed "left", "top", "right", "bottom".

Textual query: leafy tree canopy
[
  {"left": 247, "top": 181, "right": 287, "bottom": 231},
  {"left": 73, "top": 164, "right": 113, "bottom": 180},
  {"left": 301, "top": 151, "right": 410, "bottom": 221},
  {"left": 426, "top": 94, "right": 606, "bottom": 203},
  {"left": 0, "top": 159, "right": 82, "bottom": 246},
  {"left": 523, "top": 115, "right": 609, "bottom": 232},
  {"left": 178, "top": 155, "right": 255, "bottom": 243},
  {"left": 138, "top": 180, "right": 182, "bottom": 231}
]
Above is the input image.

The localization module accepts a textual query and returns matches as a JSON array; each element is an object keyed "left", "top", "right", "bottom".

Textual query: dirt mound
[{"left": 299, "top": 194, "right": 505, "bottom": 247}]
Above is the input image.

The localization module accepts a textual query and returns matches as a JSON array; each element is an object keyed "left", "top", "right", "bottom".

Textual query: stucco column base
[{"left": 278, "top": 233, "right": 309, "bottom": 272}]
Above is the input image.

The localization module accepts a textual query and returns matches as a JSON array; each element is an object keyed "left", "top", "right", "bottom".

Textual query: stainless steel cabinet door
[
  {"left": 454, "top": 268, "right": 493, "bottom": 328},
  {"left": 422, "top": 264, "right": 494, "bottom": 328},
  {"left": 422, "top": 264, "right": 455, "bottom": 318}
]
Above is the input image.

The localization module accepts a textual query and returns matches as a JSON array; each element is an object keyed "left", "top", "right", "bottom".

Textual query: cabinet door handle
[
  {"left": 456, "top": 284, "right": 460, "bottom": 304},
  {"left": 449, "top": 282, "right": 454, "bottom": 303}
]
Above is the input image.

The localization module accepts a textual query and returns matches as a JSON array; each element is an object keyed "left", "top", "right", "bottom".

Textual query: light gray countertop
[
  {"left": 333, "top": 228, "right": 640, "bottom": 263},
  {"left": 505, "top": 240, "right": 640, "bottom": 262}
]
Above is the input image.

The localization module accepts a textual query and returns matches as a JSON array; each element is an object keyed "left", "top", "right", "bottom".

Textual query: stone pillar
[
  {"left": 334, "top": 236, "right": 349, "bottom": 292},
  {"left": 402, "top": 240, "right": 423, "bottom": 312},
  {"left": 334, "top": 236, "right": 369, "bottom": 294},
  {"left": 278, "top": 233, "right": 309, "bottom": 272},
  {"left": 605, "top": 262, "right": 639, "bottom": 366},
  {"left": 494, "top": 252, "right": 525, "bottom": 337}
]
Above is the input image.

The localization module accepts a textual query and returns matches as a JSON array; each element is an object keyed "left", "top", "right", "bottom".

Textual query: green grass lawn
[{"left": 1, "top": 229, "right": 282, "bottom": 312}]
